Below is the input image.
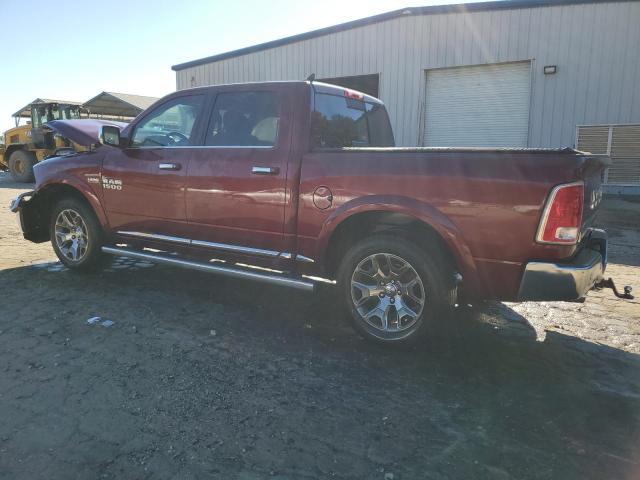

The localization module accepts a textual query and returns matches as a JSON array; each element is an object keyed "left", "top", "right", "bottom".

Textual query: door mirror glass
[{"left": 99, "top": 125, "right": 121, "bottom": 147}]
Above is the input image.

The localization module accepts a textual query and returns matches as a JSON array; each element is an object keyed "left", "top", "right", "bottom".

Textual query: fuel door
[{"left": 313, "top": 186, "right": 333, "bottom": 210}]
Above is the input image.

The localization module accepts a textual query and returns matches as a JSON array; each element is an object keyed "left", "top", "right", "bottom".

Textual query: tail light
[
  {"left": 536, "top": 181, "right": 584, "bottom": 244},
  {"left": 344, "top": 88, "right": 364, "bottom": 100}
]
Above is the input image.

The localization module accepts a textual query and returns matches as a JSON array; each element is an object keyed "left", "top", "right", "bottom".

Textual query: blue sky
[{"left": 1, "top": 0, "right": 464, "bottom": 133}]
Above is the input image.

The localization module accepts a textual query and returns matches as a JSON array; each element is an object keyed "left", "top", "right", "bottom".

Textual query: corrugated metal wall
[{"left": 175, "top": 1, "right": 640, "bottom": 148}]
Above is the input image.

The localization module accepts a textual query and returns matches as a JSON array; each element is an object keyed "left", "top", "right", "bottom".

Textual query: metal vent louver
[{"left": 577, "top": 125, "right": 640, "bottom": 186}]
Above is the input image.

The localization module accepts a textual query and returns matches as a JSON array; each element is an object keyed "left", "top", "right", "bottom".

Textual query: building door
[{"left": 422, "top": 62, "right": 531, "bottom": 147}]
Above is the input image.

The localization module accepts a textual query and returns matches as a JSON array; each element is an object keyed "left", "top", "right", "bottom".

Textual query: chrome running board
[
  {"left": 116, "top": 230, "right": 315, "bottom": 263},
  {"left": 101, "top": 246, "right": 315, "bottom": 292}
]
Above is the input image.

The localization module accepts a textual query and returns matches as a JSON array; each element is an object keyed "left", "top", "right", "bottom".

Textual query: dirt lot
[{"left": 0, "top": 171, "right": 639, "bottom": 480}]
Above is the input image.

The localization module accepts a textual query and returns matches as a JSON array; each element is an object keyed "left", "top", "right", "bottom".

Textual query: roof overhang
[
  {"left": 82, "top": 91, "right": 158, "bottom": 118},
  {"left": 12, "top": 98, "right": 83, "bottom": 118},
  {"left": 171, "top": 0, "right": 627, "bottom": 71}
]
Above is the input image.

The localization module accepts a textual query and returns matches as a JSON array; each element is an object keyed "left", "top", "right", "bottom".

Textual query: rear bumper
[{"left": 518, "top": 229, "right": 607, "bottom": 301}]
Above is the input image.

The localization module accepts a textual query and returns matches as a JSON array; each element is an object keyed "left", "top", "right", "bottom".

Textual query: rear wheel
[
  {"left": 337, "top": 234, "right": 456, "bottom": 345},
  {"left": 8, "top": 150, "right": 36, "bottom": 183},
  {"left": 50, "top": 197, "right": 109, "bottom": 272}
]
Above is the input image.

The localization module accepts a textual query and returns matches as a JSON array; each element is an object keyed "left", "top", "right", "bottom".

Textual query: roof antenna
[{"left": 306, "top": 73, "right": 316, "bottom": 83}]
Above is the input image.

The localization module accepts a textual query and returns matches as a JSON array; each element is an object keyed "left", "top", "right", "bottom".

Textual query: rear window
[{"left": 311, "top": 93, "right": 394, "bottom": 148}]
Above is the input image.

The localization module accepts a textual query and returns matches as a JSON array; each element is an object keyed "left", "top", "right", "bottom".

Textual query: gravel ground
[{"left": 0, "top": 171, "right": 639, "bottom": 480}]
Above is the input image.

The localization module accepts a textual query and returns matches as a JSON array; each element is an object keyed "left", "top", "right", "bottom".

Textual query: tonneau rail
[{"left": 331, "top": 147, "right": 608, "bottom": 154}]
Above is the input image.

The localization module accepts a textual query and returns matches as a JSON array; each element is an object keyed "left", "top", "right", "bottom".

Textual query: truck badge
[{"left": 102, "top": 177, "right": 123, "bottom": 190}]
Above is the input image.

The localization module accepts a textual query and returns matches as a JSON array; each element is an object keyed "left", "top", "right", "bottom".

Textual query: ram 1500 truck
[{"left": 10, "top": 81, "right": 631, "bottom": 344}]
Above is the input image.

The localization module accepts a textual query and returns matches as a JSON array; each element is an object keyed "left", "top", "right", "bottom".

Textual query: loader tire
[{"left": 8, "top": 150, "right": 36, "bottom": 183}]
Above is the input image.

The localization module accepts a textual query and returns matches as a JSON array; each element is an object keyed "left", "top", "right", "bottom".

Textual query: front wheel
[
  {"left": 50, "top": 198, "right": 109, "bottom": 272},
  {"left": 337, "top": 234, "right": 456, "bottom": 345}
]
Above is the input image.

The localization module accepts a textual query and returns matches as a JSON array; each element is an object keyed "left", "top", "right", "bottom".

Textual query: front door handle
[
  {"left": 159, "top": 163, "right": 181, "bottom": 171},
  {"left": 252, "top": 166, "right": 279, "bottom": 175}
]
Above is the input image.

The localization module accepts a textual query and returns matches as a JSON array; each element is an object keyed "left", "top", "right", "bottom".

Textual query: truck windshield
[{"left": 311, "top": 92, "right": 395, "bottom": 148}]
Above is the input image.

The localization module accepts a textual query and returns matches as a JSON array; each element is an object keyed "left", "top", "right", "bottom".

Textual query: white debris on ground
[{"left": 86, "top": 317, "right": 115, "bottom": 327}]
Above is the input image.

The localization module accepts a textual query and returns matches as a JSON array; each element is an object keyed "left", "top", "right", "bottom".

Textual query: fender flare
[
  {"left": 35, "top": 175, "right": 109, "bottom": 229},
  {"left": 315, "top": 195, "right": 480, "bottom": 289}
]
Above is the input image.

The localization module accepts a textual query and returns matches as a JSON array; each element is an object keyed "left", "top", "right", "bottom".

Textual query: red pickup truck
[{"left": 11, "top": 80, "right": 629, "bottom": 344}]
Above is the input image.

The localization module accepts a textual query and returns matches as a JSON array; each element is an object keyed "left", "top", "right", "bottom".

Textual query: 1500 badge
[{"left": 102, "top": 177, "right": 123, "bottom": 190}]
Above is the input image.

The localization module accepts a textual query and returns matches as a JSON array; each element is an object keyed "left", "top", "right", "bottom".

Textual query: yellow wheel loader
[{"left": 0, "top": 99, "right": 87, "bottom": 182}]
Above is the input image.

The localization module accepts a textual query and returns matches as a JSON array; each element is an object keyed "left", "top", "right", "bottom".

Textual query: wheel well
[
  {"left": 5, "top": 144, "right": 26, "bottom": 161},
  {"left": 324, "top": 211, "right": 458, "bottom": 277},
  {"left": 24, "top": 184, "right": 94, "bottom": 242}
]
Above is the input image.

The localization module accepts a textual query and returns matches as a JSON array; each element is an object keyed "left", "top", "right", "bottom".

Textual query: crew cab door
[
  {"left": 183, "top": 87, "right": 291, "bottom": 260},
  {"left": 101, "top": 93, "right": 207, "bottom": 241}
]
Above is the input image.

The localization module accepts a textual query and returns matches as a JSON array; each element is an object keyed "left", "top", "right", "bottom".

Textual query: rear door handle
[
  {"left": 159, "top": 163, "right": 181, "bottom": 171},
  {"left": 252, "top": 166, "right": 279, "bottom": 175}
]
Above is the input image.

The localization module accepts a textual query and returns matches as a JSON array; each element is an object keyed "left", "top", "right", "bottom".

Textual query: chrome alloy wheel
[
  {"left": 350, "top": 253, "right": 426, "bottom": 333},
  {"left": 54, "top": 209, "right": 89, "bottom": 262}
]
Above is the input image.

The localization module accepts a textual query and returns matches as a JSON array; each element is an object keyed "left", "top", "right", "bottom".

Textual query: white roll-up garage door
[{"left": 422, "top": 62, "right": 531, "bottom": 147}]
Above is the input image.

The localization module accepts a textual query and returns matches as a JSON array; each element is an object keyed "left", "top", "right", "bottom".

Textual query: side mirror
[{"left": 99, "top": 125, "right": 122, "bottom": 147}]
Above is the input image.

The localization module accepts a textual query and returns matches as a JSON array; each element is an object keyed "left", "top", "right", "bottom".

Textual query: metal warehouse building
[{"left": 172, "top": 0, "right": 640, "bottom": 193}]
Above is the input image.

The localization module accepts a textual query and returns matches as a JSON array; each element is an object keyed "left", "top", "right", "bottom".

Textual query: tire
[
  {"left": 337, "top": 234, "right": 456, "bottom": 345},
  {"left": 50, "top": 197, "right": 109, "bottom": 272},
  {"left": 8, "top": 149, "right": 36, "bottom": 183}
]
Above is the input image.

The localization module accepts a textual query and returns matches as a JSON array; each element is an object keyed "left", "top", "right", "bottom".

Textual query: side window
[
  {"left": 205, "top": 92, "right": 279, "bottom": 147},
  {"left": 131, "top": 95, "right": 204, "bottom": 147},
  {"left": 311, "top": 93, "right": 395, "bottom": 148}
]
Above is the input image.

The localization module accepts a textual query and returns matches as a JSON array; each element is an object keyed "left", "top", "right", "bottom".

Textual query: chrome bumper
[
  {"left": 518, "top": 229, "right": 607, "bottom": 301},
  {"left": 10, "top": 190, "right": 35, "bottom": 213}
]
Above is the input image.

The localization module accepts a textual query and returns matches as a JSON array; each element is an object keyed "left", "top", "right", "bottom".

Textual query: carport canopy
[
  {"left": 82, "top": 92, "right": 158, "bottom": 118},
  {"left": 12, "top": 98, "right": 82, "bottom": 118}
]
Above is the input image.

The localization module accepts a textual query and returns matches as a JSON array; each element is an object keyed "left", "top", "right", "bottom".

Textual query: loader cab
[
  {"left": 30, "top": 103, "right": 82, "bottom": 129},
  {"left": 29, "top": 103, "right": 82, "bottom": 148}
]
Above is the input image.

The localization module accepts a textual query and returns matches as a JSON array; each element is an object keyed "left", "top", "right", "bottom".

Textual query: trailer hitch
[{"left": 594, "top": 278, "right": 634, "bottom": 299}]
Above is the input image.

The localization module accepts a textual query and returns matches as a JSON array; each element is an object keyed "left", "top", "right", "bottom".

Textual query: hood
[{"left": 44, "top": 119, "right": 128, "bottom": 147}]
